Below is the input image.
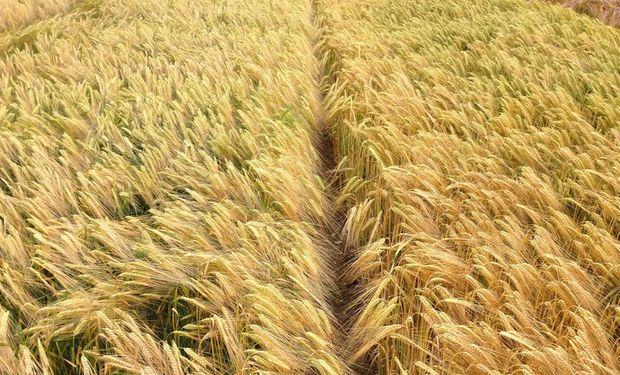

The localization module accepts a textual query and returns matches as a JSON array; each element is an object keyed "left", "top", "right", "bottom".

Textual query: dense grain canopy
[
  {"left": 0, "top": 0, "right": 78, "bottom": 32},
  {"left": 1, "top": 0, "right": 619, "bottom": 374},
  {"left": 317, "top": 0, "right": 620, "bottom": 373},
  {"left": 0, "top": 0, "right": 346, "bottom": 373}
]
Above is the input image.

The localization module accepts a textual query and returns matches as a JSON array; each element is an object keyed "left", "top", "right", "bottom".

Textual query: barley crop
[
  {"left": 547, "top": 0, "right": 620, "bottom": 26},
  {"left": 0, "top": 0, "right": 346, "bottom": 373},
  {"left": 0, "top": 0, "right": 78, "bottom": 32},
  {"left": 1, "top": 0, "right": 620, "bottom": 374},
  {"left": 316, "top": 0, "right": 620, "bottom": 373}
]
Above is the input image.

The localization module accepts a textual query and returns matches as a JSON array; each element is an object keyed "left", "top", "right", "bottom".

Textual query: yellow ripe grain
[{"left": 317, "top": 0, "right": 620, "bottom": 373}]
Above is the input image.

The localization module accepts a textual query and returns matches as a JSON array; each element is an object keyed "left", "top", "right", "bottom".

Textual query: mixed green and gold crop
[{"left": 0, "top": 0, "right": 618, "bottom": 374}]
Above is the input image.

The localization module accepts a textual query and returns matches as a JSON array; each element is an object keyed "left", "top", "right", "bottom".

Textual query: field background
[
  {"left": 0, "top": 0, "right": 618, "bottom": 374},
  {"left": 549, "top": 0, "right": 620, "bottom": 26},
  {"left": 318, "top": 0, "right": 620, "bottom": 373},
  {"left": 0, "top": 0, "right": 77, "bottom": 32}
]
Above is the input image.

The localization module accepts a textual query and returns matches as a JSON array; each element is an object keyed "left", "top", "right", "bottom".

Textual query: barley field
[
  {"left": 548, "top": 0, "right": 620, "bottom": 26},
  {"left": 0, "top": 0, "right": 618, "bottom": 374},
  {"left": 0, "top": 0, "right": 77, "bottom": 32},
  {"left": 318, "top": 0, "right": 620, "bottom": 373},
  {"left": 0, "top": 0, "right": 346, "bottom": 373}
]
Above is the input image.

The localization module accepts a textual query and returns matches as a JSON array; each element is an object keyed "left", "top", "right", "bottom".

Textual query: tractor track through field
[{"left": 308, "top": 2, "right": 361, "bottom": 374}]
